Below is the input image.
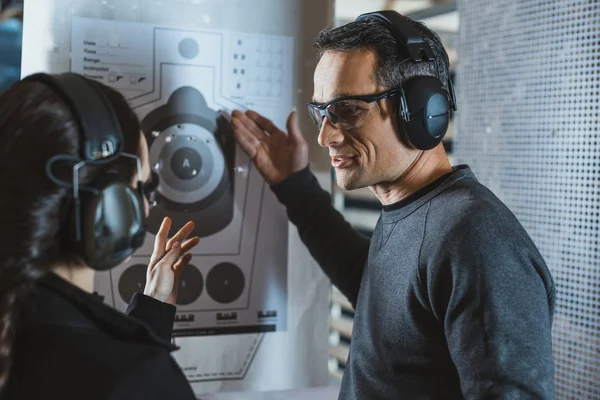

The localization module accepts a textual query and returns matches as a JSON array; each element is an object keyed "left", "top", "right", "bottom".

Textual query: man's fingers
[
  {"left": 150, "top": 217, "right": 171, "bottom": 265},
  {"left": 232, "top": 110, "right": 268, "bottom": 140},
  {"left": 246, "top": 110, "right": 284, "bottom": 136},
  {"left": 232, "top": 117, "right": 262, "bottom": 158},
  {"left": 167, "top": 221, "right": 195, "bottom": 251}
]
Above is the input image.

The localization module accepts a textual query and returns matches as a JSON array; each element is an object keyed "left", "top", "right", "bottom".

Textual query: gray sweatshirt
[{"left": 271, "top": 164, "right": 556, "bottom": 399}]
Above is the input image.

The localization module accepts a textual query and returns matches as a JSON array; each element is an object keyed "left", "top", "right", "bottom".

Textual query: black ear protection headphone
[
  {"left": 23, "top": 72, "right": 147, "bottom": 271},
  {"left": 355, "top": 10, "right": 457, "bottom": 150}
]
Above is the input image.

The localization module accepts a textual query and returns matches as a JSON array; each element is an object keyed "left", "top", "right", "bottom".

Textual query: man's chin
[{"left": 336, "top": 173, "right": 363, "bottom": 191}]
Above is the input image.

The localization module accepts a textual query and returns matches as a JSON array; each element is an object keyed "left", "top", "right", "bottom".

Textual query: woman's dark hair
[{"left": 0, "top": 77, "right": 141, "bottom": 390}]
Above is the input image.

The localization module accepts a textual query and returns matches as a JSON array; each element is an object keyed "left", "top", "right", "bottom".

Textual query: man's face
[{"left": 312, "top": 49, "right": 419, "bottom": 190}]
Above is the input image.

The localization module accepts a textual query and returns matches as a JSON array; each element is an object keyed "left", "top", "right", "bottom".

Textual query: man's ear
[{"left": 385, "top": 100, "right": 408, "bottom": 146}]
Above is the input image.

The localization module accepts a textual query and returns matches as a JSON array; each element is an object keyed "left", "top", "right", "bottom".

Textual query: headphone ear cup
[
  {"left": 402, "top": 76, "right": 451, "bottom": 150},
  {"left": 77, "top": 182, "right": 147, "bottom": 271}
]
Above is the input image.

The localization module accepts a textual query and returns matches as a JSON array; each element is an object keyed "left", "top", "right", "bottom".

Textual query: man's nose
[{"left": 317, "top": 118, "right": 344, "bottom": 148}]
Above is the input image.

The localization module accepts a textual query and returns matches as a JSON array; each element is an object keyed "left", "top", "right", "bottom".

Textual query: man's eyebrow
[{"left": 311, "top": 91, "right": 356, "bottom": 104}]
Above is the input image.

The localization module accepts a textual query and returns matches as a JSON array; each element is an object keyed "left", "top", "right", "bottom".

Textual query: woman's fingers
[
  {"left": 159, "top": 241, "right": 182, "bottom": 269},
  {"left": 180, "top": 236, "right": 200, "bottom": 253},
  {"left": 149, "top": 219, "right": 199, "bottom": 269},
  {"left": 166, "top": 221, "right": 195, "bottom": 251},
  {"left": 173, "top": 253, "right": 193, "bottom": 273},
  {"left": 150, "top": 217, "right": 172, "bottom": 265}
]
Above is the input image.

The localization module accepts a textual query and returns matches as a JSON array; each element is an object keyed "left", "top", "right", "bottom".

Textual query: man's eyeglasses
[
  {"left": 306, "top": 87, "right": 401, "bottom": 131},
  {"left": 142, "top": 170, "right": 159, "bottom": 208}
]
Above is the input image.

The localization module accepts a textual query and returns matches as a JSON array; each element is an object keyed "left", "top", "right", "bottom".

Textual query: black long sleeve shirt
[{"left": 272, "top": 165, "right": 556, "bottom": 399}]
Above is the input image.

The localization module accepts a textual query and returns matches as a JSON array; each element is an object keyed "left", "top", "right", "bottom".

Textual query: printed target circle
[
  {"left": 149, "top": 123, "right": 225, "bottom": 204},
  {"left": 176, "top": 264, "right": 204, "bottom": 305},
  {"left": 118, "top": 264, "right": 147, "bottom": 303},
  {"left": 178, "top": 38, "right": 199, "bottom": 59},
  {"left": 206, "top": 262, "right": 245, "bottom": 304},
  {"left": 171, "top": 147, "right": 203, "bottom": 180}
]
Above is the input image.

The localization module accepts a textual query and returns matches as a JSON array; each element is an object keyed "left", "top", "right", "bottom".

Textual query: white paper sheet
[{"left": 72, "top": 17, "right": 293, "bottom": 337}]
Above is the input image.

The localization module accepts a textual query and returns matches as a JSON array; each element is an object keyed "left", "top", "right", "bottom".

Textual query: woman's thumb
[{"left": 163, "top": 241, "right": 182, "bottom": 265}]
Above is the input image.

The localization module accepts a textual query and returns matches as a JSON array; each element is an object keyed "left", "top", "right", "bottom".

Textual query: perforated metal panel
[{"left": 455, "top": 1, "right": 600, "bottom": 398}]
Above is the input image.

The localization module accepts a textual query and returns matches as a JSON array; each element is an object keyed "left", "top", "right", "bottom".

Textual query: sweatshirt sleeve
[
  {"left": 422, "top": 207, "right": 556, "bottom": 399},
  {"left": 125, "top": 292, "right": 176, "bottom": 341},
  {"left": 270, "top": 166, "right": 370, "bottom": 306}
]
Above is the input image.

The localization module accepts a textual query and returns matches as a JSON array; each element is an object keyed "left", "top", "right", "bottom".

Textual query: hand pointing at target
[
  {"left": 143, "top": 217, "right": 200, "bottom": 305},
  {"left": 231, "top": 109, "right": 309, "bottom": 185}
]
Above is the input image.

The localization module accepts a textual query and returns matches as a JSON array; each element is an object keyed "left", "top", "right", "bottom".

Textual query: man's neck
[{"left": 370, "top": 146, "right": 453, "bottom": 206}]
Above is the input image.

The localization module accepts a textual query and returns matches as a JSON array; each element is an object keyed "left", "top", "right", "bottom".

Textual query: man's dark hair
[{"left": 313, "top": 15, "right": 450, "bottom": 92}]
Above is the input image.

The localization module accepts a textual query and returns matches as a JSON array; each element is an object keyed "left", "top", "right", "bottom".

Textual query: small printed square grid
[{"left": 455, "top": 0, "right": 600, "bottom": 398}]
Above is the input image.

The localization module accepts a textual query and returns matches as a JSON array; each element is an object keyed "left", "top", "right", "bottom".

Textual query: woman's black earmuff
[
  {"left": 355, "top": 10, "right": 458, "bottom": 150},
  {"left": 24, "top": 72, "right": 147, "bottom": 271}
]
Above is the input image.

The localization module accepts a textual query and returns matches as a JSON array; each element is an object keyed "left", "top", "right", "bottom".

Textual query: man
[{"left": 231, "top": 10, "right": 555, "bottom": 399}]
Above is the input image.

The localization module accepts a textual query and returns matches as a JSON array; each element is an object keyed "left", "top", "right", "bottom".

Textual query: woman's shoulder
[{"left": 9, "top": 325, "right": 194, "bottom": 400}]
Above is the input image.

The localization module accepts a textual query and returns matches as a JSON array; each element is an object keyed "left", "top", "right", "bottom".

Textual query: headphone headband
[
  {"left": 353, "top": 10, "right": 457, "bottom": 150},
  {"left": 356, "top": 10, "right": 436, "bottom": 62},
  {"left": 23, "top": 73, "right": 123, "bottom": 161},
  {"left": 355, "top": 10, "right": 457, "bottom": 113}
]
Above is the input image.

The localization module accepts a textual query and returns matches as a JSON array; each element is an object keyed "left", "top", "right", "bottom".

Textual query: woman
[{"left": 0, "top": 73, "right": 200, "bottom": 399}]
